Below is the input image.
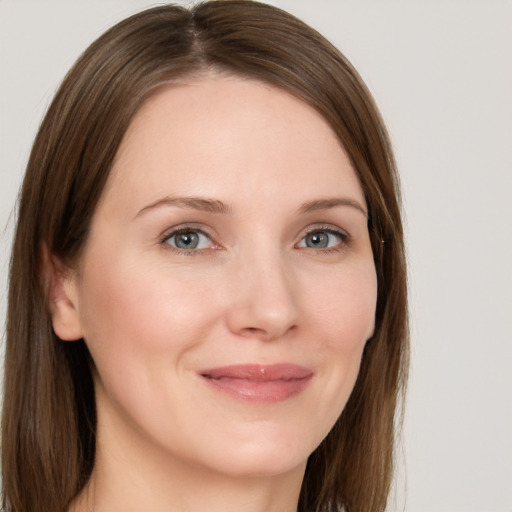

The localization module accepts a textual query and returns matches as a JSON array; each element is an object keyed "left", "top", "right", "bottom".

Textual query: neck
[
  {"left": 71, "top": 467, "right": 304, "bottom": 512},
  {"left": 70, "top": 454, "right": 305, "bottom": 512},
  {"left": 68, "top": 397, "right": 305, "bottom": 512}
]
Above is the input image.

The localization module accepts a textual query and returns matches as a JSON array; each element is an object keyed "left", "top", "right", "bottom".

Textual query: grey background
[{"left": 1, "top": 1, "right": 511, "bottom": 510}]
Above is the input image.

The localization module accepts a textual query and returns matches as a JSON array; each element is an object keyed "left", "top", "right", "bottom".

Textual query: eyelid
[
  {"left": 158, "top": 222, "right": 350, "bottom": 254},
  {"left": 299, "top": 223, "right": 349, "bottom": 238},
  {"left": 160, "top": 222, "right": 210, "bottom": 240},
  {"left": 159, "top": 223, "right": 221, "bottom": 253},
  {"left": 295, "top": 224, "right": 350, "bottom": 250}
]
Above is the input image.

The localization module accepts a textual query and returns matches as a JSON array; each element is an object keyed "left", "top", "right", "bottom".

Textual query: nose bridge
[{"left": 226, "top": 242, "right": 299, "bottom": 340}]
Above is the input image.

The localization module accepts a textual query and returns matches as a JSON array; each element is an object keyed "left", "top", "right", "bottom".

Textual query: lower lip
[{"left": 201, "top": 373, "right": 313, "bottom": 403}]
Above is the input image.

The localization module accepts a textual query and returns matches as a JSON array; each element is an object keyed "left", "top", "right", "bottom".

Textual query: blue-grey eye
[
  {"left": 298, "top": 230, "right": 342, "bottom": 249},
  {"left": 166, "top": 230, "right": 211, "bottom": 250}
]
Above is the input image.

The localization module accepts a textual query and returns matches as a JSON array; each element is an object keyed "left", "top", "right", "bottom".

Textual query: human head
[{"left": 2, "top": 2, "right": 408, "bottom": 512}]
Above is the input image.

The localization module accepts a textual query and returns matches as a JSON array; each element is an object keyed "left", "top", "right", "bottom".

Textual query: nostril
[
  {"left": 225, "top": 285, "right": 300, "bottom": 340},
  {"left": 239, "top": 324, "right": 297, "bottom": 340},
  {"left": 242, "top": 327, "right": 265, "bottom": 335}
]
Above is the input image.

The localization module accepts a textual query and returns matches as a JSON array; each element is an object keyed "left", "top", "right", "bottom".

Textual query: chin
[
  {"left": 209, "top": 449, "right": 309, "bottom": 479},
  {"left": 191, "top": 423, "right": 319, "bottom": 479}
]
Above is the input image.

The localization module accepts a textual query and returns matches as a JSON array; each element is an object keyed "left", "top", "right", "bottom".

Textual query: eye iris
[
  {"left": 306, "top": 231, "right": 329, "bottom": 248},
  {"left": 175, "top": 231, "right": 199, "bottom": 249}
]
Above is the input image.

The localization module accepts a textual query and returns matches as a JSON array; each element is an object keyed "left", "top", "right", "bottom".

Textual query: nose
[{"left": 225, "top": 251, "right": 299, "bottom": 341}]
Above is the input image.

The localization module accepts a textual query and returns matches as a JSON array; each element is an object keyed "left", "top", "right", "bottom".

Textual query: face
[{"left": 55, "top": 76, "right": 377, "bottom": 479}]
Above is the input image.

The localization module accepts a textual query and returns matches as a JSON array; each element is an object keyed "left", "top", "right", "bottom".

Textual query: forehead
[{"left": 100, "top": 76, "right": 365, "bottom": 216}]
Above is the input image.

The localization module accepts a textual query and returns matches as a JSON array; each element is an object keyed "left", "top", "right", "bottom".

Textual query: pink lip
[{"left": 199, "top": 364, "right": 313, "bottom": 403}]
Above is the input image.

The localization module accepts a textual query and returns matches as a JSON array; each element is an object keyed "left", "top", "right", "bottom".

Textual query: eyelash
[
  {"left": 297, "top": 225, "right": 350, "bottom": 254},
  {"left": 159, "top": 224, "right": 350, "bottom": 255},
  {"left": 160, "top": 224, "right": 217, "bottom": 256}
]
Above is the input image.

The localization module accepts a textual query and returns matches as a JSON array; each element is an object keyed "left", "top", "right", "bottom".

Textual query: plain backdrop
[{"left": 1, "top": 1, "right": 511, "bottom": 511}]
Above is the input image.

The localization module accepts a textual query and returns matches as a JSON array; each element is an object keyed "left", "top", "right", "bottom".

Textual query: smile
[{"left": 199, "top": 364, "right": 314, "bottom": 403}]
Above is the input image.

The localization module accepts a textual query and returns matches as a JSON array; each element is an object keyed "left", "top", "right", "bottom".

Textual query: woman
[{"left": 1, "top": 2, "right": 408, "bottom": 512}]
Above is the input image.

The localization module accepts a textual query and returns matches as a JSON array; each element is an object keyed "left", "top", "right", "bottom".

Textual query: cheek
[
  {"left": 308, "top": 262, "right": 377, "bottom": 350},
  {"left": 75, "top": 257, "right": 222, "bottom": 441},
  {"left": 76, "top": 255, "right": 219, "bottom": 369},
  {"left": 305, "top": 263, "right": 377, "bottom": 420}
]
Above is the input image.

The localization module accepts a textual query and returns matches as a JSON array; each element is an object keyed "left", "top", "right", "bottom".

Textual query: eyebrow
[
  {"left": 134, "top": 195, "right": 367, "bottom": 219},
  {"left": 297, "top": 197, "right": 368, "bottom": 217},
  {"left": 134, "top": 196, "right": 231, "bottom": 218}
]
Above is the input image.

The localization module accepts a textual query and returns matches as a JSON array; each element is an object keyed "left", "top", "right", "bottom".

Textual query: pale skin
[{"left": 50, "top": 75, "right": 377, "bottom": 512}]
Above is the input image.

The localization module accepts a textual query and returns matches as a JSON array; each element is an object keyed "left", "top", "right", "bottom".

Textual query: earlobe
[{"left": 42, "top": 247, "right": 84, "bottom": 341}]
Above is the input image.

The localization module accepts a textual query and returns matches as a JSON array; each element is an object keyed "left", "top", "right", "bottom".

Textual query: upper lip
[{"left": 200, "top": 363, "right": 313, "bottom": 381}]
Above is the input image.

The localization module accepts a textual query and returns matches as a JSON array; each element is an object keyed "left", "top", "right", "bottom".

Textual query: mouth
[{"left": 199, "top": 363, "right": 313, "bottom": 403}]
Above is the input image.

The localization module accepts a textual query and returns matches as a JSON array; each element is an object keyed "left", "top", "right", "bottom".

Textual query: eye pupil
[
  {"left": 306, "top": 231, "right": 329, "bottom": 248},
  {"left": 175, "top": 231, "right": 199, "bottom": 249}
]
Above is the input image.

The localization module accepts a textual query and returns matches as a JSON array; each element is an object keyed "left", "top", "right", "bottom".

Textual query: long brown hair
[{"left": 2, "top": 2, "right": 408, "bottom": 511}]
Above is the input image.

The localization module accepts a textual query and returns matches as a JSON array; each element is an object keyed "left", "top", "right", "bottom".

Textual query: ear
[{"left": 42, "top": 246, "right": 84, "bottom": 341}]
